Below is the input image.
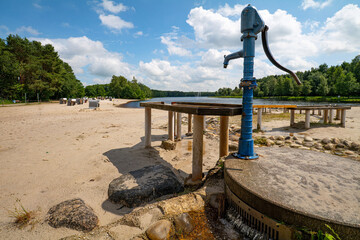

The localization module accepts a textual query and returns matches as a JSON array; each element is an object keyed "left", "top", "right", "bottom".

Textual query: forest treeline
[
  {"left": 0, "top": 35, "right": 84, "bottom": 100},
  {"left": 0, "top": 35, "right": 152, "bottom": 101},
  {"left": 215, "top": 55, "right": 360, "bottom": 98},
  {"left": 1, "top": 35, "right": 359, "bottom": 101}
]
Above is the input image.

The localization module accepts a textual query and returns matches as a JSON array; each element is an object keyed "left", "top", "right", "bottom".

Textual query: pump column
[{"left": 235, "top": 32, "right": 258, "bottom": 159}]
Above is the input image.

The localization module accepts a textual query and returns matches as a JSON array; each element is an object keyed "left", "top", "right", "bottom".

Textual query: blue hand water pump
[{"left": 223, "top": 4, "right": 301, "bottom": 159}]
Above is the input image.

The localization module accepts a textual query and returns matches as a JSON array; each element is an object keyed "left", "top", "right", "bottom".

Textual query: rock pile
[{"left": 237, "top": 135, "right": 360, "bottom": 160}]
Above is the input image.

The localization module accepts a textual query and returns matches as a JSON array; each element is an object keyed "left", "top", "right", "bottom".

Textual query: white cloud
[
  {"left": 216, "top": 3, "right": 246, "bottom": 17},
  {"left": 186, "top": 7, "right": 240, "bottom": 49},
  {"left": 33, "top": 3, "right": 42, "bottom": 9},
  {"left": 160, "top": 27, "right": 192, "bottom": 57},
  {"left": 101, "top": 0, "right": 127, "bottom": 14},
  {"left": 15, "top": 26, "right": 40, "bottom": 35},
  {"left": 32, "top": 36, "right": 132, "bottom": 83},
  {"left": 99, "top": 14, "right": 134, "bottom": 31},
  {"left": 316, "top": 4, "right": 360, "bottom": 53},
  {"left": 301, "top": 0, "right": 332, "bottom": 10},
  {"left": 133, "top": 31, "right": 143, "bottom": 38}
]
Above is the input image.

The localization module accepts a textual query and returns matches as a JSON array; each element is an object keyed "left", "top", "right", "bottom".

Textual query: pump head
[{"left": 223, "top": 4, "right": 301, "bottom": 85}]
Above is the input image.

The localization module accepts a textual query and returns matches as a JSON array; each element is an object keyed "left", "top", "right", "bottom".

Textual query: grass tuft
[{"left": 8, "top": 199, "right": 34, "bottom": 227}]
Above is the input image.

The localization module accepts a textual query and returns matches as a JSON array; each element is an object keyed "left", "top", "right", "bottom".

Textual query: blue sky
[{"left": 1, "top": 0, "right": 359, "bottom": 91}]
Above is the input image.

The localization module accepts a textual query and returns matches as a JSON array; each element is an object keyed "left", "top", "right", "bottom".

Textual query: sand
[{"left": 0, "top": 100, "right": 359, "bottom": 239}]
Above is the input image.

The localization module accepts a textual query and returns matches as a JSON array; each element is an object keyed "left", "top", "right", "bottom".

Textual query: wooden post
[
  {"left": 318, "top": 109, "right": 322, "bottom": 116},
  {"left": 341, "top": 109, "right": 346, "bottom": 127},
  {"left": 192, "top": 115, "right": 204, "bottom": 182},
  {"left": 335, "top": 109, "right": 340, "bottom": 120},
  {"left": 145, "top": 107, "right": 151, "bottom": 148},
  {"left": 203, "top": 116, "right": 206, "bottom": 131},
  {"left": 329, "top": 109, "right": 333, "bottom": 123},
  {"left": 176, "top": 112, "right": 182, "bottom": 141},
  {"left": 300, "top": 110, "right": 302, "bottom": 114},
  {"left": 283, "top": 108, "right": 286, "bottom": 113},
  {"left": 305, "top": 110, "right": 310, "bottom": 129},
  {"left": 174, "top": 112, "right": 177, "bottom": 138},
  {"left": 324, "top": 109, "right": 328, "bottom": 123},
  {"left": 290, "top": 109, "right": 295, "bottom": 127},
  {"left": 168, "top": 111, "right": 174, "bottom": 141},
  {"left": 312, "top": 109, "right": 315, "bottom": 115},
  {"left": 269, "top": 108, "right": 272, "bottom": 113},
  {"left": 219, "top": 116, "right": 229, "bottom": 158},
  {"left": 188, "top": 114, "right": 192, "bottom": 133},
  {"left": 257, "top": 108, "right": 262, "bottom": 131}
]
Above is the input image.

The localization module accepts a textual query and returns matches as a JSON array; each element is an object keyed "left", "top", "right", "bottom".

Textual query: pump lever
[{"left": 261, "top": 25, "right": 301, "bottom": 85}]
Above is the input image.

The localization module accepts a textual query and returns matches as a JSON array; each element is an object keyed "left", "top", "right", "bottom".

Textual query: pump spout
[{"left": 223, "top": 50, "right": 244, "bottom": 68}]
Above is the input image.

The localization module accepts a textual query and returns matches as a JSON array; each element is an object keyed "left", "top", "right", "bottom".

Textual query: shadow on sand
[{"left": 101, "top": 135, "right": 187, "bottom": 216}]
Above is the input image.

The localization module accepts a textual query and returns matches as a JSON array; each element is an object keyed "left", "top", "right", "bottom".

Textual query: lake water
[{"left": 122, "top": 96, "right": 348, "bottom": 108}]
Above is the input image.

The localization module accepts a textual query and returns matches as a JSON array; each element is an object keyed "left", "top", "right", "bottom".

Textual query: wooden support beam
[
  {"left": 290, "top": 109, "right": 295, "bottom": 127},
  {"left": 335, "top": 109, "right": 340, "bottom": 120},
  {"left": 329, "top": 109, "right": 333, "bottom": 123},
  {"left": 257, "top": 108, "right": 262, "bottom": 131},
  {"left": 174, "top": 111, "right": 177, "bottom": 138},
  {"left": 188, "top": 114, "right": 192, "bottom": 133},
  {"left": 176, "top": 112, "right": 182, "bottom": 141},
  {"left": 192, "top": 115, "right": 204, "bottom": 182},
  {"left": 219, "top": 116, "right": 229, "bottom": 158},
  {"left": 312, "top": 109, "right": 315, "bottom": 115},
  {"left": 168, "top": 111, "right": 174, "bottom": 141},
  {"left": 341, "top": 109, "right": 346, "bottom": 128},
  {"left": 305, "top": 110, "right": 310, "bottom": 129},
  {"left": 324, "top": 109, "right": 329, "bottom": 123},
  {"left": 318, "top": 109, "right": 322, "bottom": 116},
  {"left": 145, "top": 107, "right": 151, "bottom": 148}
]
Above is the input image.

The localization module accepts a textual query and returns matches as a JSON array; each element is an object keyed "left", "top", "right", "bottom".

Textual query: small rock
[
  {"left": 344, "top": 150, "right": 355, "bottom": 155},
  {"left": 299, "top": 146, "right": 310, "bottom": 150},
  {"left": 314, "top": 143, "right": 323, "bottom": 150},
  {"left": 290, "top": 143, "right": 300, "bottom": 148},
  {"left": 269, "top": 136, "right": 275, "bottom": 140},
  {"left": 303, "top": 142, "right": 314, "bottom": 148},
  {"left": 232, "top": 127, "right": 241, "bottom": 133},
  {"left": 343, "top": 140, "right": 351, "bottom": 148},
  {"left": 174, "top": 213, "right": 194, "bottom": 234},
  {"left": 161, "top": 140, "right": 176, "bottom": 150},
  {"left": 321, "top": 138, "right": 331, "bottom": 144},
  {"left": 324, "top": 143, "right": 334, "bottom": 150},
  {"left": 229, "top": 135, "right": 239, "bottom": 142},
  {"left": 266, "top": 139, "right": 274, "bottom": 146},
  {"left": 146, "top": 220, "right": 172, "bottom": 240},
  {"left": 275, "top": 141, "right": 284, "bottom": 146},
  {"left": 336, "top": 143, "right": 345, "bottom": 148},
  {"left": 285, "top": 140, "right": 292, "bottom": 144},
  {"left": 332, "top": 138, "right": 340, "bottom": 144},
  {"left": 295, "top": 140, "right": 302, "bottom": 145},
  {"left": 185, "top": 132, "right": 193, "bottom": 137},
  {"left": 47, "top": 198, "right": 98, "bottom": 232},
  {"left": 292, "top": 136, "right": 298, "bottom": 140},
  {"left": 304, "top": 136, "right": 313, "bottom": 142},
  {"left": 350, "top": 142, "right": 360, "bottom": 151},
  {"left": 334, "top": 151, "right": 344, "bottom": 156},
  {"left": 285, "top": 136, "right": 291, "bottom": 140},
  {"left": 229, "top": 142, "right": 238, "bottom": 151},
  {"left": 275, "top": 136, "right": 285, "bottom": 141}
]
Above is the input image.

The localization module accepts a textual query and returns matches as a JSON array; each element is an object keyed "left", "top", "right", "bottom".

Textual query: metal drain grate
[{"left": 226, "top": 185, "right": 293, "bottom": 240}]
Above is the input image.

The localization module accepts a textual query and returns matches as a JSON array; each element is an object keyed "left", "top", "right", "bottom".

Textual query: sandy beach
[{"left": 0, "top": 100, "right": 359, "bottom": 239}]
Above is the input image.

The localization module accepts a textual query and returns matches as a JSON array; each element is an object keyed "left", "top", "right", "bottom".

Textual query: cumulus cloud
[
  {"left": 317, "top": 4, "right": 360, "bottom": 53},
  {"left": 101, "top": 0, "right": 127, "bottom": 14},
  {"left": 216, "top": 3, "right": 246, "bottom": 17},
  {"left": 16, "top": 26, "right": 40, "bottom": 35},
  {"left": 33, "top": 36, "right": 132, "bottom": 83},
  {"left": 301, "top": 0, "right": 332, "bottom": 10},
  {"left": 160, "top": 27, "right": 193, "bottom": 57},
  {"left": 99, "top": 14, "right": 134, "bottom": 31}
]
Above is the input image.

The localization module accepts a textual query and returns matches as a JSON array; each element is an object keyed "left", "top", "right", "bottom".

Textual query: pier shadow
[
  {"left": 101, "top": 135, "right": 187, "bottom": 216},
  {"left": 268, "top": 121, "right": 343, "bottom": 134}
]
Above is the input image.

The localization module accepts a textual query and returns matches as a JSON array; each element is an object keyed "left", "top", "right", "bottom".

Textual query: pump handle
[{"left": 261, "top": 25, "right": 301, "bottom": 85}]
